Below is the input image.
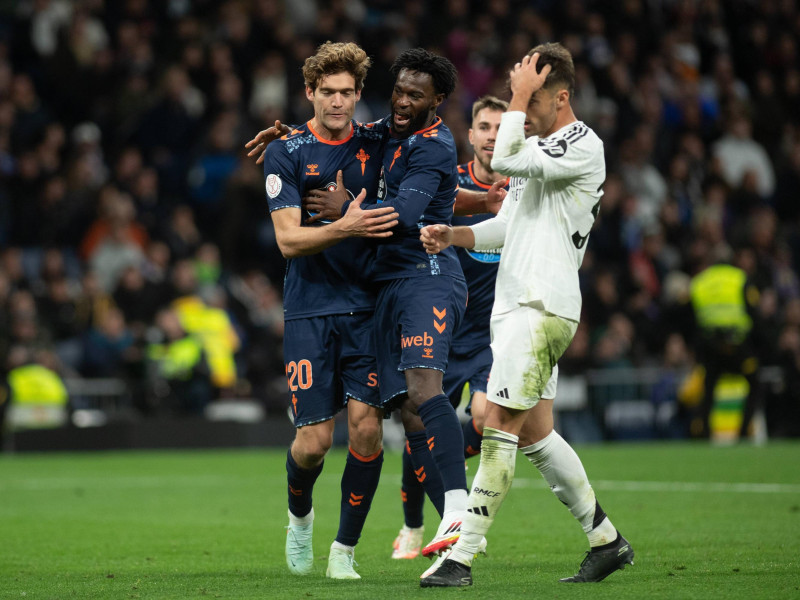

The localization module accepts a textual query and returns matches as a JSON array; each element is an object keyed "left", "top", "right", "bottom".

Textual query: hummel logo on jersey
[
  {"left": 305, "top": 163, "right": 319, "bottom": 175},
  {"left": 467, "top": 505, "right": 490, "bottom": 516},
  {"left": 472, "top": 487, "right": 500, "bottom": 497},
  {"left": 433, "top": 306, "right": 446, "bottom": 333},
  {"left": 496, "top": 388, "right": 510, "bottom": 399}
]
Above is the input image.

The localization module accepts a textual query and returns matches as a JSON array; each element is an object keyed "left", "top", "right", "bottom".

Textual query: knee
[
  {"left": 400, "top": 404, "right": 424, "bottom": 433},
  {"left": 349, "top": 418, "right": 383, "bottom": 455},
  {"left": 405, "top": 371, "right": 442, "bottom": 407},
  {"left": 292, "top": 429, "right": 333, "bottom": 466}
]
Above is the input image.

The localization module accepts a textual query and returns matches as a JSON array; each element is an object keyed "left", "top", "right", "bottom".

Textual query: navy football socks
[
  {"left": 406, "top": 429, "right": 445, "bottom": 516},
  {"left": 417, "top": 394, "right": 468, "bottom": 493},
  {"left": 335, "top": 448, "right": 384, "bottom": 546},
  {"left": 401, "top": 438, "right": 428, "bottom": 527},
  {"left": 463, "top": 417, "right": 483, "bottom": 459},
  {"left": 286, "top": 448, "right": 323, "bottom": 518}
]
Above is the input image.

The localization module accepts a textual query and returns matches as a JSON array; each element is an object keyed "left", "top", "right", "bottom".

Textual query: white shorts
[{"left": 487, "top": 306, "right": 578, "bottom": 411}]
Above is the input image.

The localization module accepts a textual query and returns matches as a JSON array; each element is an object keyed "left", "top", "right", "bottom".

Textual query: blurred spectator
[
  {"left": 1, "top": 347, "right": 69, "bottom": 435},
  {"left": 169, "top": 259, "right": 240, "bottom": 395},
  {"left": 162, "top": 204, "right": 202, "bottom": 261},
  {"left": 0, "top": 1, "right": 798, "bottom": 436},
  {"left": 113, "top": 264, "right": 166, "bottom": 337},
  {"left": 187, "top": 113, "right": 240, "bottom": 235},
  {"left": 81, "top": 306, "right": 136, "bottom": 378},
  {"left": 146, "top": 307, "right": 212, "bottom": 415},
  {"left": 712, "top": 111, "right": 775, "bottom": 200},
  {"left": 688, "top": 258, "right": 760, "bottom": 439}
]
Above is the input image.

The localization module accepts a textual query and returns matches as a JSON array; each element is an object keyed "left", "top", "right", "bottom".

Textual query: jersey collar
[
  {"left": 467, "top": 161, "right": 493, "bottom": 190},
  {"left": 307, "top": 119, "right": 355, "bottom": 145}
]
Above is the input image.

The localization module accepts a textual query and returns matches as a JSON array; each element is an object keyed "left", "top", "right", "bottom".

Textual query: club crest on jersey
[
  {"left": 266, "top": 174, "right": 282, "bottom": 198},
  {"left": 306, "top": 182, "right": 355, "bottom": 225},
  {"left": 355, "top": 148, "right": 370, "bottom": 175}
]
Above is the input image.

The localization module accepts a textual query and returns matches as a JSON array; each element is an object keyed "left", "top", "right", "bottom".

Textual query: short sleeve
[{"left": 262, "top": 143, "right": 301, "bottom": 212}]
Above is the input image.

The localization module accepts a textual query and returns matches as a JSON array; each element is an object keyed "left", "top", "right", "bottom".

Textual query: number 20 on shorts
[{"left": 286, "top": 359, "right": 313, "bottom": 391}]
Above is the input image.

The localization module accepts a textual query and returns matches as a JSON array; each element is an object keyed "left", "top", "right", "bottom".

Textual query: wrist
[{"left": 508, "top": 94, "right": 532, "bottom": 112}]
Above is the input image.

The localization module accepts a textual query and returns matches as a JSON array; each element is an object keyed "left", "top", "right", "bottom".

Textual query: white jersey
[{"left": 471, "top": 111, "right": 605, "bottom": 322}]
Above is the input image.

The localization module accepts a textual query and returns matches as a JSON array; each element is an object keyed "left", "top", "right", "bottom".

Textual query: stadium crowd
[{"left": 1, "top": 0, "right": 799, "bottom": 435}]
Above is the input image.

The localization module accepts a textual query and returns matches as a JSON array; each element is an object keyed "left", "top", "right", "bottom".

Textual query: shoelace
[
  {"left": 285, "top": 525, "right": 311, "bottom": 560},
  {"left": 332, "top": 550, "right": 358, "bottom": 568}
]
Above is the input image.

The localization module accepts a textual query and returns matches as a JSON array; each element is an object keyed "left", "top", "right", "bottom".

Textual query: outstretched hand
[
  {"left": 338, "top": 188, "right": 398, "bottom": 238},
  {"left": 419, "top": 224, "right": 454, "bottom": 254},
  {"left": 244, "top": 120, "right": 291, "bottom": 165}
]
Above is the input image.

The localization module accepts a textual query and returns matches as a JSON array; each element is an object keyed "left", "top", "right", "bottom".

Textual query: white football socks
[
  {"left": 449, "top": 427, "right": 519, "bottom": 566},
  {"left": 288, "top": 507, "right": 314, "bottom": 527},
  {"left": 520, "top": 430, "right": 616, "bottom": 547}
]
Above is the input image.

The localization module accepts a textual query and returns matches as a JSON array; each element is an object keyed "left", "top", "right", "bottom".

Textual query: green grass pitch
[{"left": 2, "top": 442, "right": 799, "bottom": 599}]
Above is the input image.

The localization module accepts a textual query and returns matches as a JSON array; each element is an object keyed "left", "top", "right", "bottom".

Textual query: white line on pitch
[{"left": 511, "top": 478, "right": 800, "bottom": 494}]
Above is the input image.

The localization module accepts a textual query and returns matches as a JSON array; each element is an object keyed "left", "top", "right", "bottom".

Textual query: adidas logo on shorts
[{"left": 496, "top": 388, "right": 510, "bottom": 399}]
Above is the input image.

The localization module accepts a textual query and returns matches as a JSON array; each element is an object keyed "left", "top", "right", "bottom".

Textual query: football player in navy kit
[
  {"left": 247, "top": 49, "right": 507, "bottom": 569},
  {"left": 391, "top": 96, "right": 509, "bottom": 560},
  {"left": 302, "top": 48, "right": 472, "bottom": 560},
  {"left": 262, "top": 41, "right": 398, "bottom": 581}
]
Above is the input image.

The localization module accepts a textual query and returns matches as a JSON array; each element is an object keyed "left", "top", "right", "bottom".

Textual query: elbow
[
  {"left": 277, "top": 240, "right": 302, "bottom": 259},
  {"left": 396, "top": 212, "right": 419, "bottom": 230},
  {"left": 490, "top": 155, "right": 510, "bottom": 173},
  {"left": 490, "top": 157, "right": 505, "bottom": 175}
]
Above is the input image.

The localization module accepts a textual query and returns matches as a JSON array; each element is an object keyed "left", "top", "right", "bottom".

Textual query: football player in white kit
[{"left": 418, "top": 43, "right": 634, "bottom": 588}]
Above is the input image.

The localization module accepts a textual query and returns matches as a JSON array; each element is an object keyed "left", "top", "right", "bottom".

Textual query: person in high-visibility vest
[
  {"left": 2, "top": 361, "right": 69, "bottom": 432},
  {"left": 147, "top": 308, "right": 213, "bottom": 414},
  {"left": 170, "top": 295, "right": 240, "bottom": 392},
  {"left": 689, "top": 261, "right": 760, "bottom": 439}
]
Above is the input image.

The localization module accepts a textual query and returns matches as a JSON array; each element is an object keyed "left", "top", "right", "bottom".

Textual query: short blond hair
[
  {"left": 302, "top": 41, "right": 371, "bottom": 91},
  {"left": 471, "top": 95, "right": 508, "bottom": 121}
]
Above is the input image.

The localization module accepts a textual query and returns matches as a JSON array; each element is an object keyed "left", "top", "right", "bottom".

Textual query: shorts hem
[
  {"left": 345, "top": 393, "right": 383, "bottom": 409},
  {"left": 400, "top": 364, "right": 446, "bottom": 373},
  {"left": 294, "top": 414, "right": 336, "bottom": 428},
  {"left": 488, "top": 394, "right": 539, "bottom": 412},
  {"left": 380, "top": 387, "right": 408, "bottom": 406}
]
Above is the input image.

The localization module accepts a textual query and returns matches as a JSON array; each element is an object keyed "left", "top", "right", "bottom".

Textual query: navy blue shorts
[
  {"left": 443, "top": 344, "right": 493, "bottom": 413},
  {"left": 374, "top": 276, "right": 468, "bottom": 404},
  {"left": 284, "top": 312, "right": 381, "bottom": 427}
]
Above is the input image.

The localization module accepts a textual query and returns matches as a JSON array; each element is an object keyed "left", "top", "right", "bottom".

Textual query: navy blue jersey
[
  {"left": 450, "top": 161, "right": 504, "bottom": 352},
  {"left": 367, "top": 116, "right": 463, "bottom": 281},
  {"left": 263, "top": 120, "right": 386, "bottom": 320}
]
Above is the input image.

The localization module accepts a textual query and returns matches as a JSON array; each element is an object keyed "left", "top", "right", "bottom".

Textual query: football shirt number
[{"left": 286, "top": 359, "right": 313, "bottom": 391}]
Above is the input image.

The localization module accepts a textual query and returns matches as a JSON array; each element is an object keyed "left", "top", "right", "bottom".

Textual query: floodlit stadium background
[{"left": 1, "top": 1, "right": 800, "bottom": 447}]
